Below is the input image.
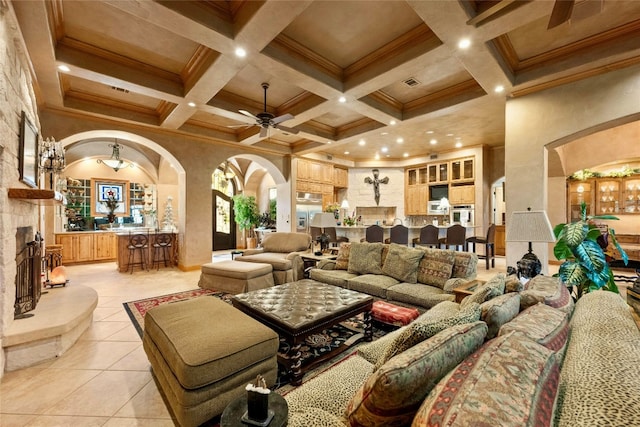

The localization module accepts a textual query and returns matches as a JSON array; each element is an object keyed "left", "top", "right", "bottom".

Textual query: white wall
[{"left": 344, "top": 168, "right": 405, "bottom": 221}]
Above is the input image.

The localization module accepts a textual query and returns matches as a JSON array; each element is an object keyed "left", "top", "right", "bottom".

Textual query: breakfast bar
[
  {"left": 334, "top": 224, "right": 479, "bottom": 244},
  {"left": 115, "top": 229, "right": 178, "bottom": 272}
]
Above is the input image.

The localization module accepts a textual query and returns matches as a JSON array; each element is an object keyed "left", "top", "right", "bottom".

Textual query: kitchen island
[{"left": 115, "top": 229, "right": 178, "bottom": 272}]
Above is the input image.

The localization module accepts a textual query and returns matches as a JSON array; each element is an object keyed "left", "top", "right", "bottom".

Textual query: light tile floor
[{"left": 0, "top": 253, "right": 635, "bottom": 426}]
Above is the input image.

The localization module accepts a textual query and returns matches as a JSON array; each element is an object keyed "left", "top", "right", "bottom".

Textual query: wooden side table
[
  {"left": 301, "top": 253, "right": 337, "bottom": 277},
  {"left": 452, "top": 279, "right": 485, "bottom": 303},
  {"left": 220, "top": 392, "right": 288, "bottom": 427}
]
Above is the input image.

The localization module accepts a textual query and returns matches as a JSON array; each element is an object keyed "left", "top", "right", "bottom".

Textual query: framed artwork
[
  {"left": 19, "top": 111, "right": 39, "bottom": 188},
  {"left": 91, "top": 179, "right": 129, "bottom": 216}
]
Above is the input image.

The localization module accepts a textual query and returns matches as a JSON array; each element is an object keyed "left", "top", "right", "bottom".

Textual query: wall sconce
[{"left": 39, "top": 137, "right": 65, "bottom": 189}]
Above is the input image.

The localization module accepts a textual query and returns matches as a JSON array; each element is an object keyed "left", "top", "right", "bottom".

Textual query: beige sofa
[
  {"left": 282, "top": 276, "right": 640, "bottom": 427},
  {"left": 235, "top": 232, "right": 311, "bottom": 284},
  {"left": 309, "top": 242, "right": 478, "bottom": 309}
]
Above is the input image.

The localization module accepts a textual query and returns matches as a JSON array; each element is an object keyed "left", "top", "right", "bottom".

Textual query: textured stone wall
[{"left": 0, "top": 1, "right": 42, "bottom": 376}]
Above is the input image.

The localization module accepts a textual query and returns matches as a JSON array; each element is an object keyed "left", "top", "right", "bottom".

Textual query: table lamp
[
  {"left": 340, "top": 199, "right": 350, "bottom": 224},
  {"left": 506, "top": 208, "right": 555, "bottom": 279},
  {"left": 310, "top": 212, "right": 337, "bottom": 252}
]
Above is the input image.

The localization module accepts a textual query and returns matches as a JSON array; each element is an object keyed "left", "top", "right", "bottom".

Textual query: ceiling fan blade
[
  {"left": 548, "top": 0, "right": 574, "bottom": 29},
  {"left": 239, "top": 109, "right": 259, "bottom": 120},
  {"left": 259, "top": 126, "right": 268, "bottom": 138},
  {"left": 274, "top": 124, "right": 300, "bottom": 135},
  {"left": 226, "top": 124, "right": 252, "bottom": 129},
  {"left": 271, "top": 113, "right": 294, "bottom": 125}
]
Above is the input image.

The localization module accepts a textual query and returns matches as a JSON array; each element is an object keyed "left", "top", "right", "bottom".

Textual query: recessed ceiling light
[
  {"left": 380, "top": 132, "right": 388, "bottom": 135},
  {"left": 338, "top": 96, "right": 346, "bottom": 103},
  {"left": 430, "top": 139, "right": 437, "bottom": 145},
  {"left": 403, "top": 152, "right": 409, "bottom": 158},
  {"left": 344, "top": 151, "right": 350, "bottom": 155},
  {"left": 426, "top": 130, "right": 434, "bottom": 134},
  {"left": 494, "top": 85, "right": 505, "bottom": 93},
  {"left": 458, "top": 38, "right": 471, "bottom": 49},
  {"left": 389, "top": 120, "right": 396, "bottom": 125},
  {"left": 396, "top": 137, "right": 404, "bottom": 143},
  {"left": 358, "top": 139, "right": 366, "bottom": 146},
  {"left": 187, "top": 102, "right": 196, "bottom": 107},
  {"left": 235, "top": 47, "right": 246, "bottom": 58},
  {"left": 455, "top": 142, "right": 462, "bottom": 148},
  {"left": 58, "top": 65, "right": 70, "bottom": 72},
  {"left": 381, "top": 146, "right": 388, "bottom": 153},
  {"left": 375, "top": 153, "right": 380, "bottom": 160},
  {"left": 446, "top": 133, "right": 454, "bottom": 137},
  {"left": 326, "top": 140, "right": 332, "bottom": 144}
]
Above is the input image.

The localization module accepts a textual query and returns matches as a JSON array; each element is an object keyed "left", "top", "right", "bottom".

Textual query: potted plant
[
  {"left": 553, "top": 201, "right": 628, "bottom": 300},
  {"left": 232, "top": 194, "right": 260, "bottom": 249}
]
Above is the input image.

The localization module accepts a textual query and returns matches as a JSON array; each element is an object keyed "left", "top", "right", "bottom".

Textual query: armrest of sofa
[
  {"left": 241, "top": 248, "right": 264, "bottom": 256},
  {"left": 316, "top": 259, "right": 337, "bottom": 270}
]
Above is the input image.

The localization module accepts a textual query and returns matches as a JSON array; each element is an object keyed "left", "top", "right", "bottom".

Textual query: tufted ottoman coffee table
[{"left": 232, "top": 279, "right": 373, "bottom": 386}]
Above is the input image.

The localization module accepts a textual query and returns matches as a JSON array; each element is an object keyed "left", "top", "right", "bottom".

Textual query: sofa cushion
[
  {"left": 374, "top": 302, "right": 481, "bottom": 370},
  {"left": 334, "top": 242, "right": 351, "bottom": 270},
  {"left": 386, "top": 283, "right": 455, "bottom": 309},
  {"left": 460, "top": 285, "right": 492, "bottom": 308},
  {"left": 287, "top": 408, "right": 347, "bottom": 427},
  {"left": 415, "top": 301, "right": 461, "bottom": 322},
  {"left": 451, "top": 251, "right": 478, "bottom": 279},
  {"left": 505, "top": 273, "right": 524, "bottom": 292},
  {"left": 236, "top": 252, "right": 292, "bottom": 271},
  {"left": 308, "top": 268, "right": 357, "bottom": 289},
  {"left": 480, "top": 292, "right": 521, "bottom": 339},
  {"left": 481, "top": 272, "right": 506, "bottom": 297},
  {"left": 416, "top": 248, "right": 456, "bottom": 289},
  {"left": 499, "top": 303, "right": 570, "bottom": 354},
  {"left": 347, "top": 274, "right": 399, "bottom": 299},
  {"left": 347, "top": 242, "right": 384, "bottom": 275},
  {"left": 261, "top": 232, "right": 311, "bottom": 252},
  {"left": 345, "top": 322, "right": 487, "bottom": 427},
  {"left": 521, "top": 275, "right": 574, "bottom": 314},
  {"left": 381, "top": 243, "right": 424, "bottom": 283},
  {"left": 413, "top": 331, "right": 560, "bottom": 427},
  {"left": 356, "top": 327, "right": 405, "bottom": 365}
]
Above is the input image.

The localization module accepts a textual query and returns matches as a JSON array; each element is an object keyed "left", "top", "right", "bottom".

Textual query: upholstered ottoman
[
  {"left": 371, "top": 301, "right": 420, "bottom": 327},
  {"left": 198, "top": 260, "right": 274, "bottom": 294},
  {"left": 143, "top": 296, "right": 279, "bottom": 427}
]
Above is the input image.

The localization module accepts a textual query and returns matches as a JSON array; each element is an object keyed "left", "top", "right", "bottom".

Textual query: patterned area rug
[{"left": 123, "top": 288, "right": 389, "bottom": 389}]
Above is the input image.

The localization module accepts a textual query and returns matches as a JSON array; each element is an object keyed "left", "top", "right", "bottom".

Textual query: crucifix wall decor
[{"left": 364, "top": 168, "right": 389, "bottom": 206}]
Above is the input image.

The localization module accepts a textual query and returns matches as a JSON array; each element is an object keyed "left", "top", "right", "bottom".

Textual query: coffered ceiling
[{"left": 12, "top": 0, "right": 640, "bottom": 164}]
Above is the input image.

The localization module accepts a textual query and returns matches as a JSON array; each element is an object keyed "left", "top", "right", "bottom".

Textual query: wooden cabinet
[
  {"left": 427, "top": 163, "right": 448, "bottom": 184},
  {"left": 297, "top": 159, "right": 310, "bottom": 180},
  {"left": 55, "top": 233, "right": 94, "bottom": 263},
  {"left": 450, "top": 158, "right": 474, "bottom": 183},
  {"left": 449, "top": 184, "right": 475, "bottom": 205},
  {"left": 55, "top": 232, "right": 118, "bottom": 264},
  {"left": 494, "top": 225, "right": 506, "bottom": 256},
  {"left": 595, "top": 179, "right": 621, "bottom": 215},
  {"left": 622, "top": 177, "right": 640, "bottom": 214},
  {"left": 94, "top": 232, "right": 117, "bottom": 260},
  {"left": 333, "top": 167, "right": 348, "bottom": 188},
  {"left": 406, "top": 185, "right": 428, "bottom": 215},
  {"left": 567, "top": 180, "right": 594, "bottom": 221}
]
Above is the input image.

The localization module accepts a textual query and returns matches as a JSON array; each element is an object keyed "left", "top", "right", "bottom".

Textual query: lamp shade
[
  {"left": 311, "top": 212, "right": 337, "bottom": 228},
  {"left": 340, "top": 199, "right": 350, "bottom": 209},
  {"left": 506, "top": 210, "right": 555, "bottom": 243}
]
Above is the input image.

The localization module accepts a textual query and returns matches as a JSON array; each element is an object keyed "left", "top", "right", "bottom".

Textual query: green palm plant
[{"left": 553, "top": 201, "right": 627, "bottom": 299}]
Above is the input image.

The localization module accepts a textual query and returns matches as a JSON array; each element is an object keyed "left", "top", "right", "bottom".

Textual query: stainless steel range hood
[{"left": 296, "top": 192, "right": 322, "bottom": 204}]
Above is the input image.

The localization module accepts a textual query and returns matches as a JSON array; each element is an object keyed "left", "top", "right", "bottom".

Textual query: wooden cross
[{"left": 364, "top": 169, "right": 389, "bottom": 206}]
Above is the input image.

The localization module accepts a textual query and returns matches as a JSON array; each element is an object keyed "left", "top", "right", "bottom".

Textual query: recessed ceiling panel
[
  {"left": 282, "top": 1, "right": 424, "bottom": 68},
  {"left": 314, "top": 105, "right": 367, "bottom": 128},
  {"left": 63, "top": 1, "right": 198, "bottom": 73},
  {"left": 62, "top": 74, "right": 162, "bottom": 109},
  {"left": 222, "top": 64, "right": 307, "bottom": 107}
]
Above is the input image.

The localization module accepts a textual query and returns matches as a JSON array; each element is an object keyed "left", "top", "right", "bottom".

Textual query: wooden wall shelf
[{"left": 8, "top": 188, "right": 65, "bottom": 204}]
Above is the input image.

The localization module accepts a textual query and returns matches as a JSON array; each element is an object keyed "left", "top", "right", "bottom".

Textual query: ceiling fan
[
  {"left": 237, "top": 82, "right": 300, "bottom": 138},
  {"left": 548, "top": 0, "right": 575, "bottom": 29}
]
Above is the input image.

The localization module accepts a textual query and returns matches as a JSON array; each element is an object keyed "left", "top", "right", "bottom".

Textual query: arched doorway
[{"left": 212, "top": 166, "right": 236, "bottom": 250}]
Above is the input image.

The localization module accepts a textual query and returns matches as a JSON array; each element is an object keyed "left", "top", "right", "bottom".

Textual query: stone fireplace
[{"left": 14, "top": 227, "right": 42, "bottom": 318}]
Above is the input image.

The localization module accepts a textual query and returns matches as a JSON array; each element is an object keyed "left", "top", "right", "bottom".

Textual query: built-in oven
[{"left": 451, "top": 205, "right": 474, "bottom": 226}]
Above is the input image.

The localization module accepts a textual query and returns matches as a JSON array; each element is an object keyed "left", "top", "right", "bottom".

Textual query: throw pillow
[
  {"left": 452, "top": 252, "right": 478, "bottom": 278},
  {"left": 480, "top": 273, "right": 506, "bottom": 299},
  {"left": 334, "top": 243, "right": 351, "bottom": 270},
  {"left": 480, "top": 292, "right": 521, "bottom": 339},
  {"left": 499, "top": 303, "right": 570, "bottom": 354},
  {"left": 416, "top": 248, "right": 456, "bottom": 289},
  {"left": 382, "top": 243, "right": 424, "bottom": 283},
  {"left": 374, "top": 302, "right": 481, "bottom": 370},
  {"left": 345, "top": 322, "right": 488, "bottom": 427},
  {"left": 505, "top": 273, "right": 524, "bottom": 292},
  {"left": 347, "top": 242, "right": 384, "bottom": 275},
  {"left": 413, "top": 332, "right": 560, "bottom": 427},
  {"left": 460, "top": 286, "right": 492, "bottom": 308}
]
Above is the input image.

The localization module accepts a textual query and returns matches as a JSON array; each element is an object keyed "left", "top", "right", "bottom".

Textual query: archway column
[{"left": 504, "top": 64, "right": 640, "bottom": 273}]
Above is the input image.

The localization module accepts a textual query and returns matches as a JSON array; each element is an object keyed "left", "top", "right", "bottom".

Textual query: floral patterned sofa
[
  {"left": 281, "top": 275, "right": 640, "bottom": 427},
  {"left": 308, "top": 242, "right": 478, "bottom": 309}
]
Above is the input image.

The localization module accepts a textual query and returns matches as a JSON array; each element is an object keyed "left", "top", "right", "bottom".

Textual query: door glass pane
[{"left": 216, "top": 196, "right": 230, "bottom": 233}]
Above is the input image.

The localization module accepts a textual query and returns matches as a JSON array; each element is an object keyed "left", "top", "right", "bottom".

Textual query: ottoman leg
[{"left": 288, "top": 342, "right": 304, "bottom": 386}]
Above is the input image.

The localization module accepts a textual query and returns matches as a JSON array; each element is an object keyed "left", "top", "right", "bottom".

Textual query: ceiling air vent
[
  {"left": 111, "top": 86, "right": 130, "bottom": 94},
  {"left": 430, "top": 154, "right": 438, "bottom": 160},
  {"left": 403, "top": 77, "right": 421, "bottom": 87}
]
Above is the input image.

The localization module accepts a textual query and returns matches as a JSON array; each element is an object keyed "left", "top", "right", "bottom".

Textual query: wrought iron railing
[{"left": 15, "top": 233, "right": 42, "bottom": 318}]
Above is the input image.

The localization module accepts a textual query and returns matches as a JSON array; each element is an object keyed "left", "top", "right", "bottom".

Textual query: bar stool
[
  {"left": 152, "top": 233, "right": 174, "bottom": 270},
  {"left": 439, "top": 224, "right": 467, "bottom": 251},
  {"left": 128, "top": 232, "right": 149, "bottom": 273},
  {"left": 412, "top": 225, "right": 439, "bottom": 248},
  {"left": 466, "top": 224, "right": 496, "bottom": 269},
  {"left": 361, "top": 224, "right": 384, "bottom": 243},
  {"left": 386, "top": 225, "right": 409, "bottom": 245}
]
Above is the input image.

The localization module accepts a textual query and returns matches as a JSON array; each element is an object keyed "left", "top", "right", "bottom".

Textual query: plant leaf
[
  {"left": 558, "top": 261, "right": 587, "bottom": 286},
  {"left": 589, "top": 215, "right": 619, "bottom": 221},
  {"left": 553, "top": 223, "right": 566, "bottom": 239},
  {"left": 564, "top": 221, "right": 587, "bottom": 248},
  {"left": 573, "top": 239, "right": 607, "bottom": 274},
  {"left": 553, "top": 240, "right": 573, "bottom": 261},
  {"left": 608, "top": 228, "right": 629, "bottom": 265}
]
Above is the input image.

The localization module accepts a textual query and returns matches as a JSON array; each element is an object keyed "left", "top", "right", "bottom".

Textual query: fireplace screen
[{"left": 15, "top": 230, "right": 42, "bottom": 318}]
